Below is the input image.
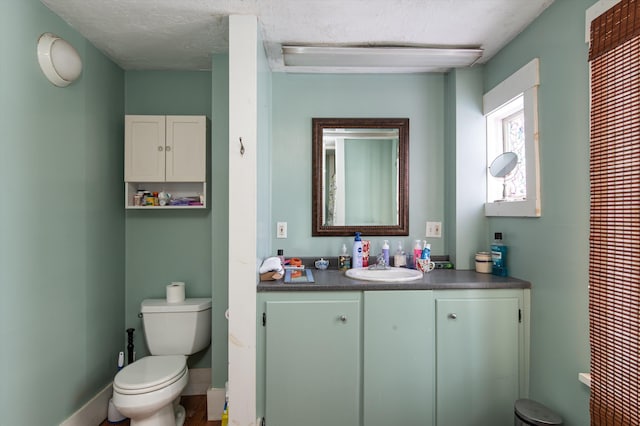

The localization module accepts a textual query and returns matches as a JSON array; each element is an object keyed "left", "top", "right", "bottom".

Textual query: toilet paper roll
[{"left": 166, "top": 281, "right": 186, "bottom": 303}]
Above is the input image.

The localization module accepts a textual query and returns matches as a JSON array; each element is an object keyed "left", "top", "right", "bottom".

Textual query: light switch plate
[
  {"left": 426, "top": 221, "right": 442, "bottom": 238},
  {"left": 277, "top": 222, "right": 287, "bottom": 239}
]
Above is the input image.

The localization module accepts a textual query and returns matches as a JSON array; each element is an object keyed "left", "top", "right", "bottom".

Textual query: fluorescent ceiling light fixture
[{"left": 282, "top": 45, "right": 483, "bottom": 72}]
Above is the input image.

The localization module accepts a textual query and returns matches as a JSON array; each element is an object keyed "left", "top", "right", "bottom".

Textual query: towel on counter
[{"left": 259, "top": 257, "right": 284, "bottom": 281}]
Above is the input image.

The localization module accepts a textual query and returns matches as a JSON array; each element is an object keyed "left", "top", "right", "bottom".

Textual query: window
[{"left": 483, "top": 58, "right": 541, "bottom": 217}]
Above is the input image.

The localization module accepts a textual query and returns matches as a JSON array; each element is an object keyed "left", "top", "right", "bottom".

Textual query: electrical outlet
[
  {"left": 276, "top": 222, "right": 287, "bottom": 239},
  {"left": 426, "top": 221, "right": 442, "bottom": 238}
]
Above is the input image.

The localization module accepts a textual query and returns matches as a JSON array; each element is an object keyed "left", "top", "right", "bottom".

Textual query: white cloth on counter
[{"left": 259, "top": 257, "right": 284, "bottom": 274}]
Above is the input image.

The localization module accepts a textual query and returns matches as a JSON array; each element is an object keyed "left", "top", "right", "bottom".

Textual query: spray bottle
[
  {"left": 221, "top": 381, "right": 229, "bottom": 426},
  {"left": 221, "top": 399, "right": 229, "bottom": 426}
]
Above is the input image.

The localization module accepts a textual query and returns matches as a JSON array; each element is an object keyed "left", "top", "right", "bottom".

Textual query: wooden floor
[{"left": 100, "top": 395, "right": 221, "bottom": 426}]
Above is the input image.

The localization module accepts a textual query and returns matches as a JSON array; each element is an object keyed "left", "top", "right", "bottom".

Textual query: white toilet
[{"left": 113, "top": 298, "right": 212, "bottom": 426}]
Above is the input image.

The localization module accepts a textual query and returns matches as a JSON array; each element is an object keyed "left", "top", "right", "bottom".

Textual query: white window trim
[{"left": 483, "top": 58, "right": 541, "bottom": 217}]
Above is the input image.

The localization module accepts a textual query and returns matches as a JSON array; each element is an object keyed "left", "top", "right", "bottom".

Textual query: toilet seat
[{"left": 114, "top": 355, "right": 187, "bottom": 395}]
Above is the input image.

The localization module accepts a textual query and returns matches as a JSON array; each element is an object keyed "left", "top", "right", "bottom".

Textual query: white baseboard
[
  {"left": 59, "top": 383, "right": 113, "bottom": 426},
  {"left": 207, "top": 387, "right": 226, "bottom": 421},
  {"left": 60, "top": 368, "right": 212, "bottom": 425}
]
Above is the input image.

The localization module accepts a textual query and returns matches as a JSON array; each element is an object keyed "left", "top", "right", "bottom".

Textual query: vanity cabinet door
[
  {"left": 264, "top": 298, "right": 361, "bottom": 426},
  {"left": 363, "top": 291, "right": 435, "bottom": 426},
  {"left": 435, "top": 292, "right": 521, "bottom": 426}
]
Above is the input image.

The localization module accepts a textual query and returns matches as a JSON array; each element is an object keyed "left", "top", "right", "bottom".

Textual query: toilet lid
[{"left": 114, "top": 356, "right": 187, "bottom": 394}]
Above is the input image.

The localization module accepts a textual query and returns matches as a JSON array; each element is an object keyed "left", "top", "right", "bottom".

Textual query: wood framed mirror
[{"left": 312, "top": 117, "right": 409, "bottom": 236}]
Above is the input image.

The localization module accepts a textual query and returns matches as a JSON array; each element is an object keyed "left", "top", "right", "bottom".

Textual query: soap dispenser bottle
[
  {"left": 394, "top": 241, "right": 406, "bottom": 267},
  {"left": 353, "top": 232, "right": 364, "bottom": 268},
  {"left": 413, "top": 240, "right": 422, "bottom": 269},
  {"left": 339, "top": 244, "right": 351, "bottom": 271},
  {"left": 382, "top": 240, "right": 390, "bottom": 266}
]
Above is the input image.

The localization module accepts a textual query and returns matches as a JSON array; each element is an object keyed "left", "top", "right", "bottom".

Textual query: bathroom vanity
[{"left": 256, "top": 269, "right": 530, "bottom": 426}]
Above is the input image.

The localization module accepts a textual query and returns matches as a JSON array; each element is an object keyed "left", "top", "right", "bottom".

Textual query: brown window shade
[
  {"left": 590, "top": 0, "right": 640, "bottom": 61},
  {"left": 589, "top": 1, "right": 640, "bottom": 425}
]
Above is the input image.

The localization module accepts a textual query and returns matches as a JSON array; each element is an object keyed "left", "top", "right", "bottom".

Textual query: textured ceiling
[{"left": 40, "top": 0, "right": 555, "bottom": 72}]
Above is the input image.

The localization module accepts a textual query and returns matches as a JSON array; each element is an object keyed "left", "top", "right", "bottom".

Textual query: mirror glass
[
  {"left": 489, "top": 151, "right": 519, "bottom": 202},
  {"left": 489, "top": 151, "right": 518, "bottom": 177},
  {"left": 312, "top": 118, "right": 409, "bottom": 236}
]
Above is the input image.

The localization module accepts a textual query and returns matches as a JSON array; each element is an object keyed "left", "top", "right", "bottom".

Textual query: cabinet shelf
[{"left": 125, "top": 182, "right": 207, "bottom": 209}]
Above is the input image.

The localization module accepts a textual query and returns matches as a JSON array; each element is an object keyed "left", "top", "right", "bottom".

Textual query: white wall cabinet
[{"left": 124, "top": 115, "right": 207, "bottom": 209}]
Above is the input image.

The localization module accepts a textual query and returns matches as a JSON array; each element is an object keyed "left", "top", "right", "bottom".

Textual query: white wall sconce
[{"left": 37, "top": 33, "right": 83, "bottom": 87}]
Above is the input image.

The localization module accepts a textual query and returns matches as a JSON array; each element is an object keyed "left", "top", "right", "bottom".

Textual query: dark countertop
[{"left": 258, "top": 268, "right": 531, "bottom": 292}]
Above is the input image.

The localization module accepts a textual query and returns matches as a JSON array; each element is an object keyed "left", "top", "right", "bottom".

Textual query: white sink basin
[{"left": 345, "top": 267, "right": 423, "bottom": 282}]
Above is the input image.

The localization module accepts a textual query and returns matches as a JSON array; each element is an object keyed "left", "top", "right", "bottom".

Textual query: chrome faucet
[{"left": 368, "top": 253, "right": 389, "bottom": 270}]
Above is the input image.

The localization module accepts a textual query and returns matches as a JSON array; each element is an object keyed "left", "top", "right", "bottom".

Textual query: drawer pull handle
[
  {"left": 448, "top": 313, "right": 457, "bottom": 319},
  {"left": 339, "top": 315, "right": 347, "bottom": 323}
]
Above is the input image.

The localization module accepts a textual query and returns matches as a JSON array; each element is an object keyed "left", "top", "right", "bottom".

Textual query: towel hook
[{"left": 239, "top": 137, "right": 245, "bottom": 156}]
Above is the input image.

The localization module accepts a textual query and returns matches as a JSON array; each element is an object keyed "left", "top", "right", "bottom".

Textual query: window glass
[{"left": 502, "top": 109, "right": 526, "bottom": 200}]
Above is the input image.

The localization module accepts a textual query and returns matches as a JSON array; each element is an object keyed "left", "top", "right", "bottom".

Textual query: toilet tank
[{"left": 140, "top": 298, "right": 212, "bottom": 355}]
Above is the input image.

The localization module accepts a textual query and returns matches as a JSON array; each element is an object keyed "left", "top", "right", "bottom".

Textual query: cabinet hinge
[
  {"left": 518, "top": 309, "right": 522, "bottom": 323},
  {"left": 262, "top": 312, "right": 266, "bottom": 327}
]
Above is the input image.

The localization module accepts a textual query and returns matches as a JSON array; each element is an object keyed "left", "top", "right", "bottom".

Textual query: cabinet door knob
[
  {"left": 157, "top": 146, "right": 163, "bottom": 152},
  {"left": 339, "top": 315, "right": 347, "bottom": 323},
  {"left": 165, "top": 146, "right": 171, "bottom": 152},
  {"left": 448, "top": 313, "right": 457, "bottom": 319}
]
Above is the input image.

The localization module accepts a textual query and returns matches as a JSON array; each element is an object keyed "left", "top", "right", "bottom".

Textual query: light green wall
[
  {"left": 0, "top": 0, "right": 125, "bottom": 424},
  {"left": 271, "top": 73, "right": 446, "bottom": 258},
  {"left": 447, "top": 68, "right": 488, "bottom": 270},
  {"left": 211, "top": 54, "right": 230, "bottom": 388},
  {"left": 257, "top": 32, "right": 273, "bottom": 260},
  {"left": 481, "top": 0, "right": 593, "bottom": 424},
  {"left": 444, "top": 73, "right": 458, "bottom": 266},
  {"left": 124, "top": 71, "right": 212, "bottom": 368}
]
